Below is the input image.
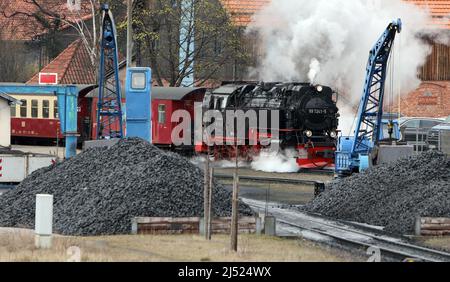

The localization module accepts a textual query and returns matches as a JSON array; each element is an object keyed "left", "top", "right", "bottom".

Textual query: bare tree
[
  {"left": 131, "top": 0, "right": 249, "bottom": 86},
  {"left": 0, "top": 1, "right": 35, "bottom": 81},
  {"left": 0, "top": 0, "right": 106, "bottom": 68}
]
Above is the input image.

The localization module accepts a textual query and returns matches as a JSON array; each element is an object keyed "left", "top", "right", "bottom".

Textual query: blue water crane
[{"left": 335, "top": 19, "right": 402, "bottom": 176}]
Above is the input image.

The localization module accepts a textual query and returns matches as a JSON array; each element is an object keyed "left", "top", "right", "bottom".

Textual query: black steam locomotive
[{"left": 199, "top": 82, "right": 339, "bottom": 169}]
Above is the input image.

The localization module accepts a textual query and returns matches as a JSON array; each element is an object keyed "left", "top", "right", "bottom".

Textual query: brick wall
[{"left": 399, "top": 81, "right": 450, "bottom": 118}]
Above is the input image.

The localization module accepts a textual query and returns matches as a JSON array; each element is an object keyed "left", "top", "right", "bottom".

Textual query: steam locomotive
[{"left": 197, "top": 82, "right": 339, "bottom": 169}]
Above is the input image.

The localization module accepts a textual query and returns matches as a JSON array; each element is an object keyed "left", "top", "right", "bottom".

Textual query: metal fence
[
  {"left": 423, "top": 128, "right": 450, "bottom": 155},
  {"left": 407, "top": 127, "right": 433, "bottom": 153}
]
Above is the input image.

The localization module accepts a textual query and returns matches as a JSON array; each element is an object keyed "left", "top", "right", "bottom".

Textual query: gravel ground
[
  {"left": 0, "top": 138, "right": 253, "bottom": 236},
  {"left": 304, "top": 150, "right": 450, "bottom": 235}
]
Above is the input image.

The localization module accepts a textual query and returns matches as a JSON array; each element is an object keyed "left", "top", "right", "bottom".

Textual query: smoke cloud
[{"left": 247, "top": 0, "right": 448, "bottom": 130}]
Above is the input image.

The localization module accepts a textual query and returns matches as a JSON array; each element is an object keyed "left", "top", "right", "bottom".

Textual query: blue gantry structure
[{"left": 96, "top": 4, "right": 124, "bottom": 139}]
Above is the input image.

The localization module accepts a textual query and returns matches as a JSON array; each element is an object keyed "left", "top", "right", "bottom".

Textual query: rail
[
  {"left": 244, "top": 199, "right": 450, "bottom": 262},
  {"left": 213, "top": 174, "right": 320, "bottom": 186}
]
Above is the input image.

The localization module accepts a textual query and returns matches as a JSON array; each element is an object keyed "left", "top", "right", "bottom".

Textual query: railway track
[
  {"left": 214, "top": 174, "right": 322, "bottom": 186},
  {"left": 243, "top": 198, "right": 450, "bottom": 262}
]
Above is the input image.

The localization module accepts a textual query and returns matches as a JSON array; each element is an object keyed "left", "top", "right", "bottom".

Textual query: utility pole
[
  {"left": 207, "top": 165, "right": 214, "bottom": 240},
  {"left": 203, "top": 147, "right": 211, "bottom": 239},
  {"left": 230, "top": 91, "right": 240, "bottom": 251},
  {"left": 126, "top": 0, "right": 133, "bottom": 68},
  {"left": 230, "top": 172, "right": 239, "bottom": 251}
]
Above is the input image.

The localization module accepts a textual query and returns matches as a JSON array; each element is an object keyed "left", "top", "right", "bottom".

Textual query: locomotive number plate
[{"left": 308, "top": 109, "right": 328, "bottom": 114}]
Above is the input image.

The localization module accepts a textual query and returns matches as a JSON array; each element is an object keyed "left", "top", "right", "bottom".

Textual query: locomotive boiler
[{"left": 198, "top": 82, "right": 339, "bottom": 169}]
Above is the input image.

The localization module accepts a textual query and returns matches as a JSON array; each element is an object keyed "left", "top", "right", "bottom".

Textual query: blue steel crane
[
  {"left": 96, "top": 4, "right": 124, "bottom": 139},
  {"left": 335, "top": 19, "right": 402, "bottom": 176}
]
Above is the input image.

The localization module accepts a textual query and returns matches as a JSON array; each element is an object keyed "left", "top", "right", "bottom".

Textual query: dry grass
[
  {"left": 0, "top": 229, "right": 360, "bottom": 262},
  {"left": 420, "top": 237, "right": 450, "bottom": 252}
]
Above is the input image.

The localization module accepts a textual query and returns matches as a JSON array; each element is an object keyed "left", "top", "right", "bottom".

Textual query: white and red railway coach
[{"left": 9, "top": 85, "right": 96, "bottom": 144}]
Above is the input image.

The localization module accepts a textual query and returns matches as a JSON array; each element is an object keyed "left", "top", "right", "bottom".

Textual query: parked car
[{"left": 398, "top": 117, "right": 444, "bottom": 151}]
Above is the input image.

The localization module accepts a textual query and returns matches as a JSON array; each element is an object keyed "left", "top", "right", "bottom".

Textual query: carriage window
[
  {"left": 158, "top": 104, "right": 166, "bottom": 124},
  {"left": 20, "top": 100, "right": 27, "bottom": 117},
  {"left": 54, "top": 100, "right": 59, "bottom": 119},
  {"left": 31, "top": 100, "right": 38, "bottom": 118},
  {"left": 42, "top": 100, "right": 49, "bottom": 118},
  {"left": 10, "top": 104, "right": 16, "bottom": 117}
]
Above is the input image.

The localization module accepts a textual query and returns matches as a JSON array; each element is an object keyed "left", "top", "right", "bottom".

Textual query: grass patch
[{"left": 0, "top": 229, "right": 360, "bottom": 262}]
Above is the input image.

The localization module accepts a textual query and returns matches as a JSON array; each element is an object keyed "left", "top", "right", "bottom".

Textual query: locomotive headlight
[
  {"left": 316, "top": 85, "right": 323, "bottom": 92},
  {"left": 305, "top": 130, "right": 313, "bottom": 138},
  {"left": 330, "top": 131, "right": 337, "bottom": 139}
]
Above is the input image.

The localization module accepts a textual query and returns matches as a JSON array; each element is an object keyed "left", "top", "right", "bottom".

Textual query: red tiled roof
[
  {"left": 27, "top": 39, "right": 96, "bottom": 85},
  {"left": 220, "top": 0, "right": 272, "bottom": 27},
  {"left": 220, "top": 0, "right": 450, "bottom": 29},
  {"left": 405, "top": 0, "right": 450, "bottom": 29},
  {"left": 0, "top": 0, "right": 93, "bottom": 41}
]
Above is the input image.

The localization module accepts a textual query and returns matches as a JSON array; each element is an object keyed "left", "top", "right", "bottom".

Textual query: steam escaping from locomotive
[
  {"left": 248, "top": 0, "right": 448, "bottom": 117},
  {"left": 308, "top": 58, "right": 321, "bottom": 84},
  {"left": 251, "top": 149, "right": 299, "bottom": 173}
]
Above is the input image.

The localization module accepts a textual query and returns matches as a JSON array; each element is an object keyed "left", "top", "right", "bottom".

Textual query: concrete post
[
  {"left": 199, "top": 217, "right": 205, "bottom": 236},
  {"left": 264, "top": 216, "right": 276, "bottom": 236},
  {"left": 35, "top": 194, "right": 53, "bottom": 248},
  {"left": 131, "top": 218, "right": 138, "bottom": 235},
  {"left": 415, "top": 216, "right": 422, "bottom": 236},
  {"left": 256, "top": 216, "right": 262, "bottom": 235}
]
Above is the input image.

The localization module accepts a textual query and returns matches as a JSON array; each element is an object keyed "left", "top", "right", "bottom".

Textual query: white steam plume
[
  {"left": 247, "top": 0, "right": 449, "bottom": 126},
  {"left": 308, "top": 58, "right": 321, "bottom": 84},
  {"left": 251, "top": 149, "right": 299, "bottom": 173}
]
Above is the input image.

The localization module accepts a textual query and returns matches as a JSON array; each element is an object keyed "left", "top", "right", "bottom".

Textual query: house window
[
  {"left": 31, "top": 100, "right": 38, "bottom": 118},
  {"left": 54, "top": 100, "right": 59, "bottom": 119},
  {"left": 10, "top": 104, "right": 16, "bottom": 117},
  {"left": 43, "top": 100, "right": 50, "bottom": 118},
  {"left": 158, "top": 104, "right": 166, "bottom": 124},
  {"left": 20, "top": 100, "right": 27, "bottom": 117}
]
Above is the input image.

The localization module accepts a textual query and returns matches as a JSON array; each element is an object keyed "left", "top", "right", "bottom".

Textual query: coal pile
[
  {"left": 0, "top": 138, "right": 253, "bottom": 236},
  {"left": 304, "top": 150, "right": 450, "bottom": 235}
]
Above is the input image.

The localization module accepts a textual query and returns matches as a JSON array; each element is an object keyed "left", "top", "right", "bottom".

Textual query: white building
[{"left": 0, "top": 93, "right": 20, "bottom": 147}]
